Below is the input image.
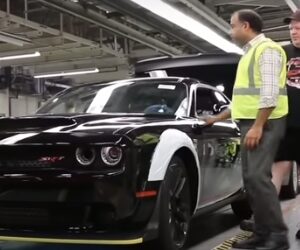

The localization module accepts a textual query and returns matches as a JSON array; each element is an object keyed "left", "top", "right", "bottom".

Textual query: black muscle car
[{"left": 0, "top": 77, "right": 251, "bottom": 250}]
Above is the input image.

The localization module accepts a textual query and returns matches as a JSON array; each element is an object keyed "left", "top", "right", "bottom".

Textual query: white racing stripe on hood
[{"left": 0, "top": 133, "right": 38, "bottom": 145}]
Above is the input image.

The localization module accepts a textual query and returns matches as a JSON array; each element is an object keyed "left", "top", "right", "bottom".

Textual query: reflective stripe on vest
[{"left": 233, "top": 88, "right": 287, "bottom": 95}]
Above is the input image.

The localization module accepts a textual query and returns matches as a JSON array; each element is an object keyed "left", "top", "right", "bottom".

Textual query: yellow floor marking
[
  {"left": 0, "top": 236, "right": 143, "bottom": 245},
  {"left": 211, "top": 231, "right": 252, "bottom": 250}
]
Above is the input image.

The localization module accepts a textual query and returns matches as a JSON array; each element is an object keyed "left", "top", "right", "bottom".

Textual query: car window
[
  {"left": 37, "top": 80, "right": 188, "bottom": 116},
  {"left": 195, "top": 87, "right": 229, "bottom": 117}
]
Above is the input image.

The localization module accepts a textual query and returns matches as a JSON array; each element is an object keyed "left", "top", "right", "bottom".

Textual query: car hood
[{"left": 0, "top": 114, "right": 182, "bottom": 145}]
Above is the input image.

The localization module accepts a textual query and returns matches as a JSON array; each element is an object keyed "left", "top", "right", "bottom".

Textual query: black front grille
[
  {"left": 0, "top": 160, "right": 52, "bottom": 168},
  {"left": 0, "top": 145, "right": 72, "bottom": 170},
  {"left": 0, "top": 207, "right": 49, "bottom": 225},
  {"left": 0, "top": 204, "right": 116, "bottom": 230},
  {"left": 0, "top": 205, "right": 85, "bottom": 229}
]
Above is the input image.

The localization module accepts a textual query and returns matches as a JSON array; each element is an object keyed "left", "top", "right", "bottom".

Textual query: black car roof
[
  {"left": 135, "top": 53, "right": 240, "bottom": 74},
  {"left": 75, "top": 77, "right": 193, "bottom": 88},
  {"left": 68, "top": 77, "right": 216, "bottom": 93}
]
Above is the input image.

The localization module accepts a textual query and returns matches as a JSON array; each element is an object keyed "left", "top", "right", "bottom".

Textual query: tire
[
  {"left": 231, "top": 198, "right": 252, "bottom": 220},
  {"left": 157, "top": 156, "right": 191, "bottom": 250},
  {"left": 280, "top": 161, "right": 299, "bottom": 199}
]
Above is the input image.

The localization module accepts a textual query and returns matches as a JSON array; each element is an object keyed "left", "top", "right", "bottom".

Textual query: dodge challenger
[{"left": 0, "top": 77, "right": 251, "bottom": 250}]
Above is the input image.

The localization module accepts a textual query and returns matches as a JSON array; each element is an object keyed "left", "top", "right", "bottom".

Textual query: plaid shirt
[{"left": 243, "top": 34, "right": 284, "bottom": 109}]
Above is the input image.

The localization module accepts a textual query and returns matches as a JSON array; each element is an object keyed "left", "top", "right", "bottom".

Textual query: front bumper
[
  {"left": 0, "top": 141, "right": 160, "bottom": 243},
  {"left": 0, "top": 170, "right": 161, "bottom": 237},
  {"left": 0, "top": 177, "right": 162, "bottom": 245}
]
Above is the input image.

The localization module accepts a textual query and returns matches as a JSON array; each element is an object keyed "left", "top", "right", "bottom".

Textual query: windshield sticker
[{"left": 158, "top": 84, "right": 176, "bottom": 90}]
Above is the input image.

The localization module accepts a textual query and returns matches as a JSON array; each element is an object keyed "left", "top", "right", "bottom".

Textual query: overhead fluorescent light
[
  {"left": 0, "top": 31, "right": 32, "bottom": 46},
  {"left": 131, "top": 0, "right": 243, "bottom": 54},
  {"left": 34, "top": 68, "right": 100, "bottom": 78},
  {"left": 0, "top": 51, "right": 40, "bottom": 61}
]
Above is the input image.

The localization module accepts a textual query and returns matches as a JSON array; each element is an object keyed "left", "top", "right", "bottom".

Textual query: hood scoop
[{"left": 0, "top": 117, "right": 76, "bottom": 132}]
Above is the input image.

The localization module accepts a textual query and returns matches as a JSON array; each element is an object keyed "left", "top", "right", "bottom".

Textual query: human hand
[
  {"left": 244, "top": 126, "right": 263, "bottom": 150},
  {"left": 203, "top": 116, "right": 218, "bottom": 125}
]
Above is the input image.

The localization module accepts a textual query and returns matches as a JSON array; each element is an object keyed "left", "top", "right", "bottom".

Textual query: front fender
[{"left": 148, "top": 129, "right": 200, "bottom": 182}]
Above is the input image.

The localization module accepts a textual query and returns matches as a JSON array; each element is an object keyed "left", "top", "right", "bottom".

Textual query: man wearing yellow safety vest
[{"left": 206, "top": 9, "right": 289, "bottom": 250}]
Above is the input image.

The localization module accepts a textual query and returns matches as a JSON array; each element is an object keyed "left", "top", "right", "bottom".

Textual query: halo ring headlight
[
  {"left": 75, "top": 147, "right": 96, "bottom": 166},
  {"left": 101, "top": 147, "right": 123, "bottom": 166}
]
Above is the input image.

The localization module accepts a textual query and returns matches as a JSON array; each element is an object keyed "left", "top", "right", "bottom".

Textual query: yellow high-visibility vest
[{"left": 231, "top": 38, "right": 288, "bottom": 120}]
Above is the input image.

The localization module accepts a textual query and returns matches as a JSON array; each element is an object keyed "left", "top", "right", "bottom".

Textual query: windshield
[{"left": 37, "top": 80, "right": 188, "bottom": 116}]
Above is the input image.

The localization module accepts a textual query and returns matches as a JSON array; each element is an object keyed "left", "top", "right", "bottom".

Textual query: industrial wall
[{"left": 0, "top": 91, "right": 39, "bottom": 117}]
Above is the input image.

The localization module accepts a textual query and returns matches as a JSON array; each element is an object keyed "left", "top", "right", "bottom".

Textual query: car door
[{"left": 190, "top": 86, "right": 242, "bottom": 208}]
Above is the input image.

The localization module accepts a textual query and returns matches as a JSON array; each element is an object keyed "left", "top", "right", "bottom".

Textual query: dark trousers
[{"left": 239, "top": 117, "right": 288, "bottom": 234}]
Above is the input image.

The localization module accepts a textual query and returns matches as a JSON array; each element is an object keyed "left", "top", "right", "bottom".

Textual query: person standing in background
[{"left": 273, "top": 9, "right": 300, "bottom": 240}]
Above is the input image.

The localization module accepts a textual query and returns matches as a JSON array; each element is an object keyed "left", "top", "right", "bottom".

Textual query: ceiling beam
[
  {"left": 0, "top": 36, "right": 69, "bottom": 53},
  {"left": 214, "top": 0, "right": 285, "bottom": 7},
  {"left": 263, "top": 17, "right": 291, "bottom": 27},
  {"left": 33, "top": 57, "right": 128, "bottom": 74},
  {"left": 266, "top": 30, "right": 290, "bottom": 41},
  {"left": 98, "top": 0, "right": 207, "bottom": 52},
  {"left": 37, "top": 0, "right": 183, "bottom": 56},
  {"left": 0, "top": 10, "right": 123, "bottom": 57},
  {"left": 176, "top": 0, "right": 231, "bottom": 34},
  {"left": 0, "top": 47, "right": 110, "bottom": 67},
  {"left": 0, "top": 42, "right": 84, "bottom": 58},
  {"left": 129, "top": 48, "right": 162, "bottom": 59}
]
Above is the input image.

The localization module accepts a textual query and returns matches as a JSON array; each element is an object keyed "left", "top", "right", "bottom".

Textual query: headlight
[
  {"left": 101, "top": 146, "right": 123, "bottom": 166},
  {"left": 75, "top": 147, "right": 96, "bottom": 166}
]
